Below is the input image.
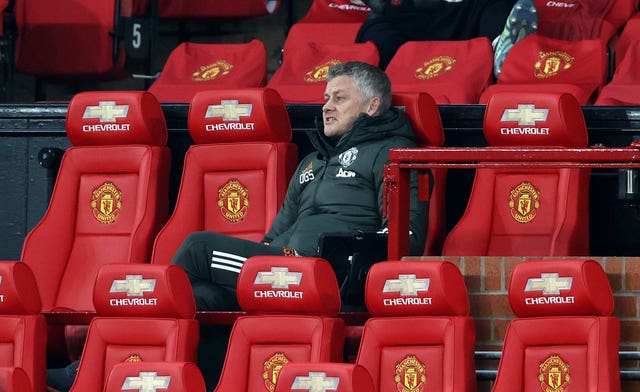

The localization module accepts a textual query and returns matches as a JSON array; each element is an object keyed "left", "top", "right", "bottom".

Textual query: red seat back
[
  {"left": 21, "top": 91, "right": 170, "bottom": 312},
  {"left": 0, "top": 262, "right": 46, "bottom": 392},
  {"left": 479, "top": 34, "right": 607, "bottom": 104},
  {"left": 104, "top": 362, "right": 206, "bottom": 392},
  {"left": 391, "top": 92, "right": 446, "bottom": 255},
  {"left": 298, "top": 0, "right": 370, "bottom": 23},
  {"left": 443, "top": 92, "right": 590, "bottom": 256},
  {"left": 274, "top": 363, "right": 375, "bottom": 392},
  {"left": 69, "top": 263, "right": 199, "bottom": 392},
  {"left": 148, "top": 40, "right": 268, "bottom": 103},
  {"left": 14, "top": 0, "right": 129, "bottom": 79},
  {"left": 386, "top": 38, "right": 494, "bottom": 104},
  {"left": 267, "top": 22, "right": 376, "bottom": 103},
  {"left": 493, "top": 259, "right": 620, "bottom": 392},
  {"left": 215, "top": 255, "right": 345, "bottom": 392},
  {"left": 151, "top": 88, "right": 297, "bottom": 264},
  {"left": 357, "top": 260, "right": 476, "bottom": 392}
]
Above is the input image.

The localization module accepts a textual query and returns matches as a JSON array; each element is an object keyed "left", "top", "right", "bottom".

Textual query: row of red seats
[
  {"left": 0, "top": 87, "right": 599, "bottom": 388},
  {"left": 0, "top": 253, "right": 619, "bottom": 391},
  {"left": 5, "top": 0, "right": 640, "bottom": 104},
  {"left": 4, "top": 0, "right": 282, "bottom": 82},
  {"left": 7, "top": 87, "right": 594, "bottom": 317},
  {"left": 148, "top": 15, "right": 640, "bottom": 106}
]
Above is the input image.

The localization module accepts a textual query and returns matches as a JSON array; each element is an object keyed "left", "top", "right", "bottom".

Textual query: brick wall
[{"left": 407, "top": 256, "right": 640, "bottom": 391}]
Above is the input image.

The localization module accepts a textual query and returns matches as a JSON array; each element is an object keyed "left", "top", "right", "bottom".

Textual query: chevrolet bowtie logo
[
  {"left": 525, "top": 273, "right": 573, "bottom": 295},
  {"left": 500, "top": 104, "right": 549, "bottom": 126},
  {"left": 383, "top": 274, "right": 430, "bottom": 296},
  {"left": 83, "top": 101, "right": 129, "bottom": 122},
  {"left": 254, "top": 267, "right": 302, "bottom": 289},
  {"left": 110, "top": 275, "right": 156, "bottom": 297},
  {"left": 205, "top": 100, "right": 252, "bottom": 121},
  {"left": 121, "top": 371, "right": 170, "bottom": 391},
  {"left": 291, "top": 372, "right": 340, "bottom": 392}
]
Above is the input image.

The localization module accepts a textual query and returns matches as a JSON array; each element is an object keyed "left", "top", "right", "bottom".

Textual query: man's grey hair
[{"left": 326, "top": 61, "right": 392, "bottom": 112}]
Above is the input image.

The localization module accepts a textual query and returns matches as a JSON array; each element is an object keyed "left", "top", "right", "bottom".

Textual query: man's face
[{"left": 322, "top": 75, "right": 372, "bottom": 138}]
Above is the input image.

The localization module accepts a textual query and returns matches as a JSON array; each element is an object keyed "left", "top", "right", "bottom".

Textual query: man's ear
[{"left": 366, "top": 97, "right": 382, "bottom": 116}]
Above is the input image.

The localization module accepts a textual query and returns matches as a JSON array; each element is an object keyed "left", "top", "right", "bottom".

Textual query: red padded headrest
[
  {"left": 392, "top": 92, "right": 444, "bottom": 147},
  {"left": 365, "top": 261, "right": 469, "bottom": 317},
  {"left": 104, "top": 362, "right": 206, "bottom": 392},
  {"left": 237, "top": 256, "right": 341, "bottom": 316},
  {"left": 0, "top": 262, "right": 42, "bottom": 315},
  {"left": 93, "top": 264, "right": 196, "bottom": 319},
  {"left": 275, "top": 363, "right": 375, "bottom": 392},
  {"left": 483, "top": 91, "right": 588, "bottom": 147},
  {"left": 509, "top": 259, "right": 613, "bottom": 317},
  {"left": 188, "top": 88, "right": 292, "bottom": 144},
  {"left": 66, "top": 91, "right": 168, "bottom": 146}
]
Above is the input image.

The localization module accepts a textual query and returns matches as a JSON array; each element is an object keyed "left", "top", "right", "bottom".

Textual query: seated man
[
  {"left": 171, "top": 60, "right": 429, "bottom": 311},
  {"left": 48, "top": 61, "right": 429, "bottom": 392}
]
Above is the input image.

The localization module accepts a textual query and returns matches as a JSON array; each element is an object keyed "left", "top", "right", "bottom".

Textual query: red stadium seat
[
  {"left": 17, "top": 91, "right": 170, "bottom": 361},
  {"left": 13, "top": 0, "right": 131, "bottom": 81},
  {"left": 68, "top": 263, "right": 199, "bottom": 392},
  {"left": 158, "top": 0, "right": 280, "bottom": 19},
  {"left": 298, "top": 0, "right": 370, "bottom": 23},
  {"left": 443, "top": 92, "right": 590, "bottom": 256},
  {"left": 214, "top": 255, "right": 345, "bottom": 392},
  {"left": 104, "top": 362, "right": 206, "bottom": 392},
  {"left": 386, "top": 38, "right": 494, "bottom": 104},
  {"left": 0, "top": 262, "right": 46, "bottom": 392},
  {"left": 493, "top": 259, "right": 620, "bottom": 392},
  {"left": 267, "top": 22, "right": 376, "bottom": 103},
  {"left": 151, "top": 88, "right": 297, "bottom": 264},
  {"left": 274, "top": 363, "right": 375, "bottom": 392},
  {"left": 479, "top": 34, "right": 607, "bottom": 104},
  {"left": 22, "top": 91, "right": 170, "bottom": 312},
  {"left": 391, "top": 92, "right": 446, "bottom": 255},
  {"left": 148, "top": 40, "right": 268, "bottom": 103},
  {"left": 356, "top": 260, "right": 476, "bottom": 392}
]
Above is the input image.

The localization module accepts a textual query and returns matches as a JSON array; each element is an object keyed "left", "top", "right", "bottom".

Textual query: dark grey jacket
[{"left": 261, "top": 107, "right": 428, "bottom": 256}]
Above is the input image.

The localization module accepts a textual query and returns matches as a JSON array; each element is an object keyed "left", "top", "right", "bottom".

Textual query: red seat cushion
[
  {"left": 104, "top": 362, "right": 206, "bottom": 392},
  {"left": 267, "top": 22, "right": 375, "bottom": 103},
  {"left": 148, "top": 40, "right": 268, "bottom": 103},
  {"left": 268, "top": 41, "right": 379, "bottom": 104},
  {"left": 387, "top": 38, "right": 494, "bottom": 104},
  {"left": 274, "top": 363, "right": 375, "bottom": 392},
  {"left": 479, "top": 34, "right": 607, "bottom": 104}
]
